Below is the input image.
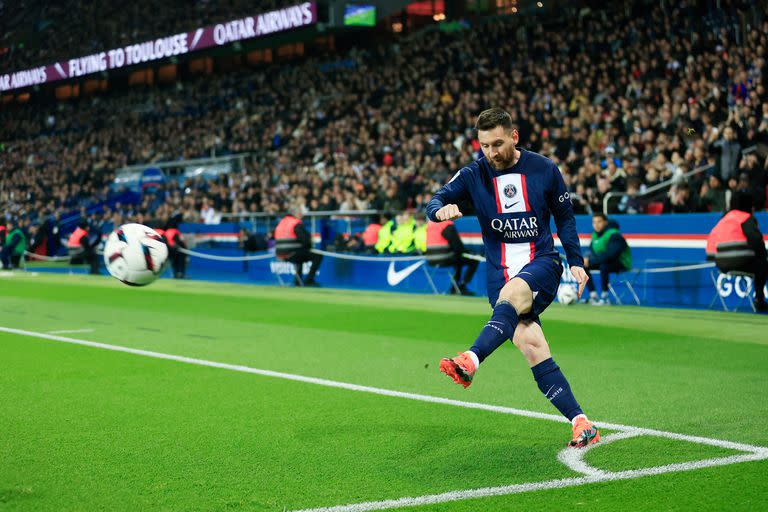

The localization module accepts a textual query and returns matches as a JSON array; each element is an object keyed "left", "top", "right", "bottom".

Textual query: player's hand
[
  {"left": 436, "top": 204, "right": 462, "bottom": 221},
  {"left": 570, "top": 266, "right": 589, "bottom": 298}
]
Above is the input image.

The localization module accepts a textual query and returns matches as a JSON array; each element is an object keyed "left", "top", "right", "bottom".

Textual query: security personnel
[
  {"left": 68, "top": 220, "right": 99, "bottom": 274},
  {"left": 706, "top": 192, "right": 767, "bottom": 312},
  {"left": 275, "top": 207, "right": 322, "bottom": 286},
  {"left": 584, "top": 213, "right": 632, "bottom": 305},
  {"left": 375, "top": 215, "right": 395, "bottom": 254},
  {"left": 163, "top": 220, "right": 187, "bottom": 279},
  {"left": 425, "top": 218, "right": 478, "bottom": 295},
  {"left": 389, "top": 213, "right": 416, "bottom": 253},
  {"left": 1, "top": 217, "right": 26, "bottom": 269},
  {"left": 414, "top": 217, "right": 428, "bottom": 253},
  {"left": 362, "top": 216, "right": 384, "bottom": 253}
]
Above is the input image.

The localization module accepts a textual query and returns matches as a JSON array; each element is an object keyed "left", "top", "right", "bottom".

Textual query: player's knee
[{"left": 497, "top": 278, "right": 533, "bottom": 314}]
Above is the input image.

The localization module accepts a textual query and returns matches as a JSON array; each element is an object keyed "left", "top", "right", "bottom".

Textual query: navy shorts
[{"left": 487, "top": 256, "right": 564, "bottom": 323}]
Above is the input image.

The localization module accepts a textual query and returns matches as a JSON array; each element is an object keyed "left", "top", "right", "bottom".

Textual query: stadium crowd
[
  {"left": 1, "top": 0, "right": 767, "bottom": 234},
  {"left": 1, "top": 0, "right": 281, "bottom": 71}
]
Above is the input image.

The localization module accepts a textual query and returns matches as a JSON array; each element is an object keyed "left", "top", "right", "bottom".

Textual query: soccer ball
[
  {"left": 557, "top": 284, "right": 579, "bottom": 305},
  {"left": 103, "top": 223, "right": 168, "bottom": 286}
]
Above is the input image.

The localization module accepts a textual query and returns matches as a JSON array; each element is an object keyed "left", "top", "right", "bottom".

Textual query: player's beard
[{"left": 490, "top": 148, "right": 517, "bottom": 169}]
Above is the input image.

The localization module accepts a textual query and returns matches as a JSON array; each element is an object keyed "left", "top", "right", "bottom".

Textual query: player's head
[
  {"left": 475, "top": 108, "right": 519, "bottom": 170},
  {"left": 591, "top": 212, "right": 608, "bottom": 233}
]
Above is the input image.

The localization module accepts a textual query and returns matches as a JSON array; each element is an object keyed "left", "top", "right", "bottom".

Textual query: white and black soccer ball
[
  {"left": 103, "top": 223, "right": 168, "bottom": 286},
  {"left": 557, "top": 284, "right": 579, "bottom": 305}
]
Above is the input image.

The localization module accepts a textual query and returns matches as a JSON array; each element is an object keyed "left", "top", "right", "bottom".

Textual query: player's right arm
[{"left": 426, "top": 167, "right": 471, "bottom": 222}]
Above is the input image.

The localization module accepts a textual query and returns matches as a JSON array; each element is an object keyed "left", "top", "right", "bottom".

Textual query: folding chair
[
  {"left": 709, "top": 269, "right": 756, "bottom": 312},
  {"left": 708, "top": 242, "right": 758, "bottom": 312},
  {"left": 422, "top": 257, "right": 461, "bottom": 295},
  {"left": 608, "top": 269, "right": 642, "bottom": 305}
]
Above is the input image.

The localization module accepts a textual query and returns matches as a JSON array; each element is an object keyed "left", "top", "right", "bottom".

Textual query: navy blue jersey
[{"left": 426, "top": 149, "right": 583, "bottom": 294}]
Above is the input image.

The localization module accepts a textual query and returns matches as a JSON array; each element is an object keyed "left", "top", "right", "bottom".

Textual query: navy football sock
[
  {"left": 531, "top": 358, "right": 583, "bottom": 421},
  {"left": 469, "top": 302, "right": 518, "bottom": 363}
]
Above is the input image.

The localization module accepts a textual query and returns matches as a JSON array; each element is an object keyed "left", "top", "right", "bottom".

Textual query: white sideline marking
[
  {"left": 46, "top": 329, "right": 94, "bottom": 334},
  {"left": 3, "top": 325, "right": 768, "bottom": 511}
]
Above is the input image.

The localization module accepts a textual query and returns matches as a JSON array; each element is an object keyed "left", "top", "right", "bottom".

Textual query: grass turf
[{"left": 0, "top": 273, "right": 766, "bottom": 510}]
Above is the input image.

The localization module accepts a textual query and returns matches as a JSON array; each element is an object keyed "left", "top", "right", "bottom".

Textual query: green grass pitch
[{"left": 1, "top": 273, "right": 767, "bottom": 511}]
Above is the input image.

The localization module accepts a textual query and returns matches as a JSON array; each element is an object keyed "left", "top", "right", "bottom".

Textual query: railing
[
  {"left": 114, "top": 153, "right": 251, "bottom": 177},
  {"left": 602, "top": 163, "right": 715, "bottom": 214},
  {"left": 220, "top": 209, "right": 382, "bottom": 238}
]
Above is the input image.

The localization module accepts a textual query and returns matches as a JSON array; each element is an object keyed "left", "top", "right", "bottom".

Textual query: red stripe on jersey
[
  {"left": 492, "top": 176, "right": 502, "bottom": 214},
  {"left": 529, "top": 241, "right": 535, "bottom": 262},
  {"left": 521, "top": 174, "right": 531, "bottom": 211},
  {"left": 501, "top": 242, "right": 510, "bottom": 282}
]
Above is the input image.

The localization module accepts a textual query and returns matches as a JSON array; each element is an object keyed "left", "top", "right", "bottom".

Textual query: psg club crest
[{"left": 504, "top": 184, "right": 517, "bottom": 199}]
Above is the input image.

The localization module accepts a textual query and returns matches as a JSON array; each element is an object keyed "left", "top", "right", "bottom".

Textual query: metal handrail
[
  {"left": 114, "top": 153, "right": 251, "bottom": 174},
  {"left": 602, "top": 163, "right": 715, "bottom": 214}
]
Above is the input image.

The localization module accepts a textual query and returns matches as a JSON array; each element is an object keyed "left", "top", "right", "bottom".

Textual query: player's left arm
[{"left": 546, "top": 164, "right": 588, "bottom": 296}]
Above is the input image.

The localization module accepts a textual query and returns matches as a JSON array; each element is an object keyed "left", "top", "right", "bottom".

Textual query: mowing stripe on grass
[
  {"left": 2, "top": 325, "right": 766, "bottom": 455},
  {"left": 5, "top": 324, "right": 768, "bottom": 511}
]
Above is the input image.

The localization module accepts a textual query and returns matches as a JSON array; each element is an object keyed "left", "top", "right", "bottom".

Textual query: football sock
[
  {"left": 531, "top": 358, "right": 583, "bottom": 421},
  {"left": 469, "top": 302, "right": 518, "bottom": 363}
]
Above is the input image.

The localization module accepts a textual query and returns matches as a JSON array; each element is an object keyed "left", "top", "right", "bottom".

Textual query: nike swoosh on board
[{"left": 387, "top": 260, "right": 426, "bottom": 286}]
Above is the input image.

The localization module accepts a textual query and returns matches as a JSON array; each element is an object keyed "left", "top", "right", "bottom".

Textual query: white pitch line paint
[
  {"left": 557, "top": 431, "right": 642, "bottom": 477},
  {"left": 46, "top": 328, "right": 95, "bottom": 334},
  {"left": 2, "top": 326, "right": 767, "bottom": 454},
  {"left": 3, "top": 325, "right": 768, "bottom": 512},
  {"left": 290, "top": 451, "right": 768, "bottom": 512}
]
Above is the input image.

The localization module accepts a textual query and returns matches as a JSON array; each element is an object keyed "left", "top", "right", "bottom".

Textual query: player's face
[
  {"left": 592, "top": 216, "right": 607, "bottom": 233},
  {"left": 478, "top": 126, "right": 519, "bottom": 169}
]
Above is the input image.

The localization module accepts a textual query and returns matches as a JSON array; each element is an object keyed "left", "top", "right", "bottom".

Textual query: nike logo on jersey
[
  {"left": 386, "top": 260, "right": 425, "bottom": 286},
  {"left": 504, "top": 201, "right": 520, "bottom": 209}
]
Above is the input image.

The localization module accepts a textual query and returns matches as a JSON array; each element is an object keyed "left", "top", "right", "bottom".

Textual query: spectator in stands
[
  {"left": 616, "top": 178, "right": 644, "bottom": 215},
  {"left": 699, "top": 174, "right": 727, "bottom": 213},
  {"left": 664, "top": 182, "right": 694, "bottom": 213},
  {"left": 712, "top": 125, "right": 742, "bottom": 182},
  {"left": 583, "top": 213, "right": 632, "bottom": 305},
  {"left": 274, "top": 206, "right": 322, "bottom": 286},
  {"left": 706, "top": 192, "right": 767, "bottom": 312}
]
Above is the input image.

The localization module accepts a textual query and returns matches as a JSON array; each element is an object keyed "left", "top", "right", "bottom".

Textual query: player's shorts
[{"left": 487, "top": 256, "right": 563, "bottom": 323}]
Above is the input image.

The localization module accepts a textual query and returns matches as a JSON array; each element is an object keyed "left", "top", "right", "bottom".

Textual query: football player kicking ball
[{"left": 426, "top": 108, "right": 599, "bottom": 447}]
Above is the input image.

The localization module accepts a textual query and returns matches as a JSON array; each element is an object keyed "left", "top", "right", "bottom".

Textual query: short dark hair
[
  {"left": 731, "top": 191, "right": 753, "bottom": 213},
  {"left": 592, "top": 212, "right": 608, "bottom": 221},
  {"left": 475, "top": 108, "right": 513, "bottom": 132}
]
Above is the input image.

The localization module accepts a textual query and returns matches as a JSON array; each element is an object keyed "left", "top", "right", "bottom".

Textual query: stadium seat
[
  {"left": 645, "top": 202, "right": 664, "bottom": 214},
  {"left": 423, "top": 259, "right": 462, "bottom": 295}
]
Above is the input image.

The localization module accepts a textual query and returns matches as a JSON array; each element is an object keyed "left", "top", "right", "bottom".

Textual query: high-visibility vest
[
  {"left": 414, "top": 224, "right": 427, "bottom": 253},
  {"left": 706, "top": 210, "right": 751, "bottom": 256},
  {"left": 164, "top": 228, "right": 181, "bottom": 248},
  {"left": 590, "top": 227, "right": 632, "bottom": 270},
  {"left": 275, "top": 215, "right": 303, "bottom": 258},
  {"left": 375, "top": 220, "right": 394, "bottom": 253},
  {"left": 425, "top": 221, "right": 453, "bottom": 262},
  {"left": 362, "top": 223, "right": 381, "bottom": 247},
  {"left": 67, "top": 227, "right": 88, "bottom": 248},
  {"left": 7, "top": 228, "right": 26, "bottom": 256},
  {"left": 389, "top": 217, "right": 415, "bottom": 253}
]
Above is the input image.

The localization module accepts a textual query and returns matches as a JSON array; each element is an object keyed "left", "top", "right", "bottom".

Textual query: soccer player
[{"left": 426, "top": 108, "right": 599, "bottom": 447}]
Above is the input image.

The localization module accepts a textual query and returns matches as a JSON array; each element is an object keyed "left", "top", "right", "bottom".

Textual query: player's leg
[
  {"left": 513, "top": 320, "right": 600, "bottom": 447},
  {"left": 439, "top": 276, "right": 531, "bottom": 387}
]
